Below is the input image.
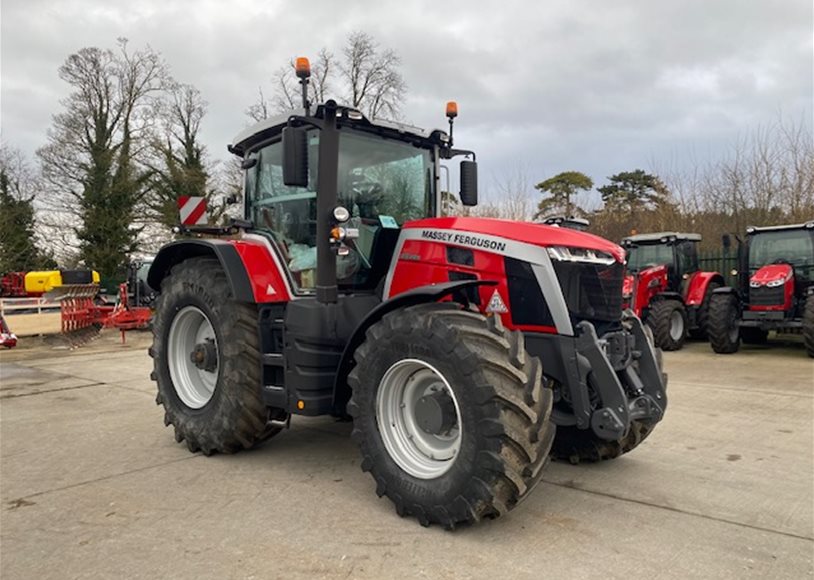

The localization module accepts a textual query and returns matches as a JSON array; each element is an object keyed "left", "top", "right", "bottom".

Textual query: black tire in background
[
  {"left": 690, "top": 280, "right": 722, "bottom": 339},
  {"left": 647, "top": 299, "right": 687, "bottom": 351},
  {"left": 552, "top": 418, "right": 655, "bottom": 464},
  {"left": 708, "top": 293, "right": 740, "bottom": 354},
  {"left": 149, "top": 257, "right": 280, "bottom": 455},
  {"left": 803, "top": 294, "right": 814, "bottom": 358},
  {"left": 740, "top": 327, "right": 769, "bottom": 345},
  {"left": 347, "top": 303, "right": 555, "bottom": 528}
]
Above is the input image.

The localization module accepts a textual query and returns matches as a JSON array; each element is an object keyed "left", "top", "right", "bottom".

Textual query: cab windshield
[
  {"left": 625, "top": 244, "right": 673, "bottom": 273},
  {"left": 246, "top": 129, "right": 434, "bottom": 290}
]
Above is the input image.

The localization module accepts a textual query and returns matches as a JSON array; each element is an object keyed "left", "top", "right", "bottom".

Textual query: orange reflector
[
  {"left": 297, "top": 400, "right": 305, "bottom": 410},
  {"left": 446, "top": 101, "right": 458, "bottom": 118},
  {"left": 331, "top": 227, "right": 342, "bottom": 240},
  {"left": 295, "top": 57, "right": 311, "bottom": 78}
]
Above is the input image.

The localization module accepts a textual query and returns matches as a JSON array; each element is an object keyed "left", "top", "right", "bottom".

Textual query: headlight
[
  {"left": 749, "top": 280, "right": 761, "bottom": 288},
  {"left": 766, "top": 278, "right": 786, "bottom": 288},
  {"left": 546, "top": 246, "right": 616, "bottom": 265},
  {"left": 333, "top": 205, "right": 350, "bottom": 223}
]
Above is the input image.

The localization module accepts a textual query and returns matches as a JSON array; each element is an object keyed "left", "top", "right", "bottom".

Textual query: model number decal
[{"left": 421, "top": 230, "right": 507, "bottom": 252}]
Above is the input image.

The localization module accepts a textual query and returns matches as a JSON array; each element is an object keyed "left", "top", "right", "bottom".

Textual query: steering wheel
[{"left": 336, "top": 248, "right": 362, "bottom": 281}]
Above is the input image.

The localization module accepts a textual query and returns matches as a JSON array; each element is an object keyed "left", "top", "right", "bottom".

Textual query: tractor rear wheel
[
  {"left": 347, "top": 303, "right": 555, "bottom": 528},
  {"left": 647, "top": 299, "right": 687, "bottom": 351},
  {"left": 149, "top": 257, "right": 281, "bottom": 454},
  {"left": 690, "top": 281, "right": 722, "bottom": 339},
  {"left": 708, "top": 293, "right": 740, "bottom": 354},
  {"left": 803, "top": 294, "right": 814, "bottom": 358},
  {"left": 741, "top": 327, "right": 769, "bottom": 345}
]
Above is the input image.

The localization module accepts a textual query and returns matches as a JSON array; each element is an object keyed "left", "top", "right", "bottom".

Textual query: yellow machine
[{"left": 24, "top": 270, "right": 100, "bottom": 296}]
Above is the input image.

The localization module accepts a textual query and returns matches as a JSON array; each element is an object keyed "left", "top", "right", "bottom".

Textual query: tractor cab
[
  {"left": 742, "top": 222, "right": 814, "bottom": 311},
  {"left": 231, "top": 108, "right": 452, "bottom": 293}
]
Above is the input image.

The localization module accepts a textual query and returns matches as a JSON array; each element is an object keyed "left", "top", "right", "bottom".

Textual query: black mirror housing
[
  {"left": 282, "top": 127, "right": 309, "bottom": 187},
  {"left": 460, "top": 160, "right": 478, "bottom": 206}
]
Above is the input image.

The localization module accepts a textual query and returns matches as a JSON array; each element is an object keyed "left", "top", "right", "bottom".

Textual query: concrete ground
[{"left": 1, "top": 331, "right": 812, "bottom": 580}]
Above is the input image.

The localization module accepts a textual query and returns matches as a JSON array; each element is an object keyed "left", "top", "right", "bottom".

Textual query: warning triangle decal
[{"left": 486, "top": 289, "right": 508, "bottom": 314}]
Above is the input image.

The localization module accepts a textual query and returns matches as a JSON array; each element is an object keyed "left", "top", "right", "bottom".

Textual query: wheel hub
[
  {"left": 190, "top": 339, "right": 218, "bottom": 372},
  {"left": 415, "top": 390, "right": 457, "bottom": 435}
]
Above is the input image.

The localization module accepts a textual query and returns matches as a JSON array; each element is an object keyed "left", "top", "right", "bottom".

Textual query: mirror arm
[{"left": 440, "top": 147, "right": 477, "bottom": 161}]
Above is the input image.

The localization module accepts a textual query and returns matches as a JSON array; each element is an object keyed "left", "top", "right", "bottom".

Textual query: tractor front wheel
[
  {"left": 647, "top": 299, "right": 687, "bottom": 351},
  {"left": 708, "top": 293, "right": 740, "bottom": 354},
  {"left": 347, "top": 303, "right": 555, "bottom": 528},
  {"left": 803, "top": 294, "right": 814, "bottom": 358},
  {"left": 150, "top": 257, "right": 281, "bottom": 454}
]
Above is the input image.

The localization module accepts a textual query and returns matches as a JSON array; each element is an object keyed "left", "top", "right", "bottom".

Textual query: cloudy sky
[{"left": 1, "top": 0, "right": 811, "bottom": 202}]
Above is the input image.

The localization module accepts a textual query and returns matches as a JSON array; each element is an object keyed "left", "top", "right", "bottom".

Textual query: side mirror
[
  {"left": 722, "top": 233, "right": 731, "bottom": 250},
  {"left": 460, "top": 160, "right": 478, "bottom": 207},
  {"left": 282, "top": 127, "right": 309, "bottom": 187}
]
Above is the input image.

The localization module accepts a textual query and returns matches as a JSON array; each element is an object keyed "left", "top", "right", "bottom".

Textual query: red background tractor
[
  {"left": 621, "top": 232, "right": 724, "bottom": 350},
  {"left": 708, "top": 222, "right": 814, "bottom": 356}
]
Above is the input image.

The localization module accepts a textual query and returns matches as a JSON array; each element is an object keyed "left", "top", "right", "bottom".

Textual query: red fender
[{"left": 685, "top": 271, "right": 724, "bottom": 306}]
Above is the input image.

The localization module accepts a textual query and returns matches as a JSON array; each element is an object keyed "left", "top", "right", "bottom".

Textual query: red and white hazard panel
[{"left": 178, "top": 196, "right": 207, "bottom": 226}]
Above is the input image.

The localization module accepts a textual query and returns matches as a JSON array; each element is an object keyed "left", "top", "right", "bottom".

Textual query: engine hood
[
  {"left": 750, "top": 263, "right": 792, "bottom": 285},
  {"left": 404, "top": 217, "right": 625, "bottom": 263}
]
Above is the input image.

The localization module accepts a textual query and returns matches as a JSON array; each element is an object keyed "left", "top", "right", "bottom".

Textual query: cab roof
[
  {"left": 746, "top": 221, "right": 814, "bottom": 235},
  {"left": 229, "top": 105, "right": 447, "bottom": 156},
  {"left": 621, "top": 232, "right": 702, "bottom": 245}
]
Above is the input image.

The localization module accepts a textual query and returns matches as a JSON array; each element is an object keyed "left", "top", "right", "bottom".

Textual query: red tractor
[
  {"left": 621, "top": 232, "right": 724, "bottom": 351},
  {"left": 708, "top": 222, "right": 814, "bottom": 356},
  {"left": 147, "top": 58, "right": 667, "bottom": 528}
]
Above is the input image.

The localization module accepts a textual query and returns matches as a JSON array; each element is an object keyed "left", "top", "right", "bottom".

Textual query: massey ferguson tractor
[
  {"left": 621, "top": 232, "right": 724, "bottom": 351},
  {"left": 708, "top": 222, "right": 814, "bottom": 357},
  {"left": 147, "top": 57, "right": 668, "bottom": 528}
]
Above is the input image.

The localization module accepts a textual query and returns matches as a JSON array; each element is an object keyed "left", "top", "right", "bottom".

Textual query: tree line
[{"left": 464, "top": 115, "right": 813, "bottom": 247}]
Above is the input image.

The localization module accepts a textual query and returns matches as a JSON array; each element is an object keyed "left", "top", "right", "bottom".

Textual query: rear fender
[
  {"left": 332, "top": 280, "right": 497, "bottom": 413},
  {"left": 148, "top": 238, "right": 292, "bottom": 303},
  {"left": 686, "top": 272, "right": 725, "bottom": 306},
  {"left": 650, "top": 291, "right": 683, "bottom": 304}
]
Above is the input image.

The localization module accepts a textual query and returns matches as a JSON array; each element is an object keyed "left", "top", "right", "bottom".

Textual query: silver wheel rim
[
  {"left": 168, "top": 306, "right": 219, "bottom": 409},
  {"left": 376, "top": 359, "right": 462, "bottom": 480},
  {"left": 669, "top": 310, "right": 684, "bottom": 341}
]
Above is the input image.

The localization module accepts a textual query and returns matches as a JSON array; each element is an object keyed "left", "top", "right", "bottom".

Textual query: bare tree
[
  {"left": 37, "top": 39, "right": 169, "bottom": 279},
  {"left": 469, "top": 166, "right": 535, "bottom": 221},
  {"left": 247, "top": 33, "right": 406, "bottom": 121}
]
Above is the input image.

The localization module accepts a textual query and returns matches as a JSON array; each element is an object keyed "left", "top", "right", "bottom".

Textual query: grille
[
  {"left": 749, "top": 285, "right": 785, "bottom": 307},
  {"left": 552, "top": 260, "right": 625, "bottom": 323}
]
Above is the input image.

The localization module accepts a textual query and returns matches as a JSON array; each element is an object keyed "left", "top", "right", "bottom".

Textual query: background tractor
[
  {"left": 708, "top": 221, "right": 814, "bottom": 357},
  {"left": 621, "top": 232, "right": 724, "bottom": 350},
  {"left": 147, "top": 57, "right": 668, "bottom": 528}
]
